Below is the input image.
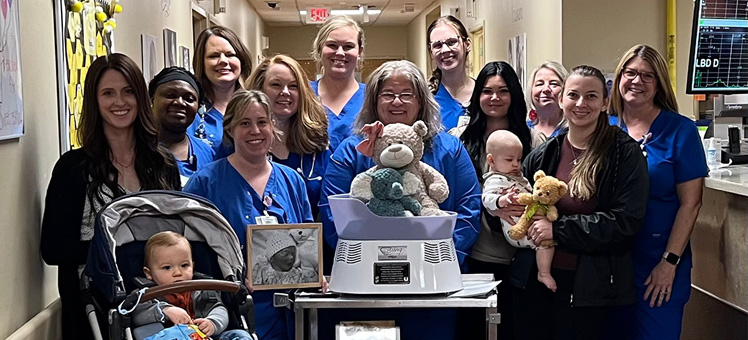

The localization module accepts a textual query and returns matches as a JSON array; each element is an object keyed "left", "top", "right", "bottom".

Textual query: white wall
[
  {"left": 267, "top": 25, "right": 409, "bottom": 60},
  {"left": 0, "top": 0, "right": 63, "bottom": 337},
  {"left": 407, "top": 0, "right": 563, "bottom": 78},
  {"left": 1, "top": 1, "right": 264, "bottom": 338}
]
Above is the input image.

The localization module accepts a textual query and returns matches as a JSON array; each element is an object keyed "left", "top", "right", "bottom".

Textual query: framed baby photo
[{"left": 247, "top": 223, "right": 323, "bottom": 290}]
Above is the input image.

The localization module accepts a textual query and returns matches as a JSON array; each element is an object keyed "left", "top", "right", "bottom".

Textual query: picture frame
[
  {"left": 163, "top": 28, "right": 177, "bottom": 67},
  {"left": 141, "top": 34, "right": 159, "bottom": 82},
  {"left": 180, "top": 45, "right": 191, "bottom": 71},
  {"left": 247, "top": 223, "right": 323, "bottom": 290}
]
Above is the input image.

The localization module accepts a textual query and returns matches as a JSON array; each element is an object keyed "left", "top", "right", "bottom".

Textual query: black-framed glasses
[
  {"left": 622, "top": 68, "right": 657, "bottom": 83},
  {"left": 379, "top": 92, "right": 416, "bottom": 103},
  {"left": 429, "top": 36, "right": 461, "bottom": 52}
]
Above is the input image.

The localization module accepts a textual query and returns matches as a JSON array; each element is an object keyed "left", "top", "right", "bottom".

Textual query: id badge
[
  {"left": 458, "top": 115, "right": 470, "bottom": 128},
  {"left": 255, "top": 215, "right": 279, "bottom": 225}
]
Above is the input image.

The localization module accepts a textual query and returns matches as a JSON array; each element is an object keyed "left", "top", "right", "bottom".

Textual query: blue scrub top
[
  {"left": 526, "top": 119, "right": 567, "bottom": 138},
  {"left": 434, "top": 83, "right": 468, "bottom": 130},
  {"left": 183, "top": 158, "right": 313, "bottom": 340},
  {"left": 174, "top": 134, "right": 217, "bottom": 187},
  {"left": 187, "top": 104, "right": 234, "bottom": 158},
  {"left": 310, "top": 80, "right": 366, "bottom": 153},
  {"left": 621, "top": 110, "right": 708, "bottom": 303},
  {"left": 270, "top": 149, "right": 330, "bottom": 218},
  {"left": 319, "top": 131, "right": 481, "bottom": 265}
]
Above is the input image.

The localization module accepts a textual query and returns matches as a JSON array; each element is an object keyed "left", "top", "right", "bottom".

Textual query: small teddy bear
[
  {"left": 364, "top": 168, "right": 422, "bottom": 217},
  {"left": 507, "top": 170, "right": 568, "bottom": 249},
  {"left": 289, "top": 228, "right": 318, "bottom": 270},
  {"left": 351, "top": 121, "right": 449, "bottom": 216}
]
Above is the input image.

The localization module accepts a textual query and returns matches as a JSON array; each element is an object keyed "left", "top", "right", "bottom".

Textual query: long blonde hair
[
  {"left": 246, "top": 55, "right": 328, "bottom": 154},
  {"left": 565, "top": 66, "right": 618, "bottom": 200},
  {"left": 609, "top": 44, "right": 678, "bottom": 121}
]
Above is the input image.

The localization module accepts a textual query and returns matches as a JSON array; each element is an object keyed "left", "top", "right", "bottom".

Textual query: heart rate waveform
[
  {"left": 692, "top": 26, "right": 748, "bottom": 90},
  {"left": 700, "top": 0, "right": 748, "bottom": 20}
]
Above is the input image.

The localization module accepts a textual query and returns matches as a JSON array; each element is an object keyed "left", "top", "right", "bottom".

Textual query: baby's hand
[
  {"left": 163, "top": 306, "right": 191, "bottom": 325},
  {"left": 193, "top": 318, "right": 216, "bottom": 336},
  {"left": 498, "top": 189, "right": 519, "bottom": 208}
]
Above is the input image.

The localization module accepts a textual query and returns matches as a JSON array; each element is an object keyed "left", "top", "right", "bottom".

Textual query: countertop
[{"left": 705, "top": 165, "right": 748, "bottom": 196}]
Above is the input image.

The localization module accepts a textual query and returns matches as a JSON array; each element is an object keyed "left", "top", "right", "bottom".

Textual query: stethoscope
[
  {"left": 269, "top": 152, "right": 322, "bottom": 181},
  {"left": 297, "top": 152, "right": 322, "bottom": 181}
]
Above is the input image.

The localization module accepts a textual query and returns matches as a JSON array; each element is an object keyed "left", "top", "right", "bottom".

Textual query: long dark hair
[
  {"left": 79, "top": 53, "right": 178, "bottom": 206},
  {"left": 461, "top": 61, "right": 532, "bottom": 176},
  {"left": 426, "top": 15, "right": 469, "bottom": 94}
]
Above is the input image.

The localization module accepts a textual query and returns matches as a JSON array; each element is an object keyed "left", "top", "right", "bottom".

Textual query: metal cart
[{"left": 290, "top": 274, "right": 500, "bottom": 340}]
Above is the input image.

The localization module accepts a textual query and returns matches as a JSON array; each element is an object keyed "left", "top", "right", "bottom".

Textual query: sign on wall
[{"left": 0, "top": 0, "right": 24, "bottom": 140}]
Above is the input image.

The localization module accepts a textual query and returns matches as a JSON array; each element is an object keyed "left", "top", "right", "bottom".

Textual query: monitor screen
[{"left": 686, "top": 0, "right": 748, "bottom": 94}]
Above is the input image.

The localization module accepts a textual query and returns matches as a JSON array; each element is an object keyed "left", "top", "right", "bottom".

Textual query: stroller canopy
[{"left": 86, "top": 191, "right": 245, "bottom": 303}]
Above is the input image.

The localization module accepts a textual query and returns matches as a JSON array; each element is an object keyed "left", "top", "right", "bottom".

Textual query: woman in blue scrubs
[
  {"left": 246, "top": 55, "right": 329, "bottom": 218},
  {"left": 526, "top": 61, "right": 569, "bottom": 138},
  {"left": 318, "top": 60, "right": 481, "bottom": 340},
  {"left": 187, "top": 26, "right": 252, "bottom": 157},
  {"left": 184, "top": 90, "right": 313, "bottom": 340},
  {"left": 310, "top": 15, "right": 366, "bottom": 152},
  {"left": 149, "top": 67, "right": 215, "bottom": 186},
  {"left": 427, "top": 15, "right": 475, "bottom": 130},
  {"left": 608, "top": 45, "right": 708, "bottom": 340}
]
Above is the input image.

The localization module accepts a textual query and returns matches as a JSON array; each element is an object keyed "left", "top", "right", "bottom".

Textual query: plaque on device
[{"left": 374, "top": 262, "right": 410, "bottom": 284}]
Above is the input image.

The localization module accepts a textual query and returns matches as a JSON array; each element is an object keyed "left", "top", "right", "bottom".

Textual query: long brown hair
[
  {"left": 245, "top": 55, "right": 328, "bottom": 154},
  {"left": 79, "top": 53, "right": 178, "bottom": 206},
  {"left": 609, "top": 44, "right": 678, "bottom": 120},
  {"left": 193, "top": 26, "right": 252, "bottom": 102},
  {"left": 565, "top": 65, "right": 617, "bottom": 200},
  {"left": 426, "top": 15, "right": 470, "bottom": 94}
]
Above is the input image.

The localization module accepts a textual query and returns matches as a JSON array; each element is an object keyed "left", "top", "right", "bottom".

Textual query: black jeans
[
  {"left": 512, "top": 268, "right": 608, "bottom": 340},
  {"left": 455, "top": 257, "right": 514, "bottom": 340}
]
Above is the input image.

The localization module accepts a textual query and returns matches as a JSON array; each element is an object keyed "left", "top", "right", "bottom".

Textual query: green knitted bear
[{"left": 365, "top": 168, "right": 422, "bottom": 217}]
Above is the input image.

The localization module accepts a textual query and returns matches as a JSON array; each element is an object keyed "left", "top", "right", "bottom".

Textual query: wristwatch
[{"left": 662, "top": 251, "right": 680, "bottom": 265}]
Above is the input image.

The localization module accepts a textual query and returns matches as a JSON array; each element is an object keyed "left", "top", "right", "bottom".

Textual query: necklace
[
  {"left": 113, "top": 156, "right": 134, "bottom": 169},
  {"left": 568, "top": 140, "right": 584, "bottom": 166}
]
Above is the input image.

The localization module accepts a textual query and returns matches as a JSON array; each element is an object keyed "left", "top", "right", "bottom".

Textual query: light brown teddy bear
[
  {"left": 350, "top": 121, "right": 449, "bottom": 216},
  {"left": 507, "top": 170, "right": 568, "bottom": 291},
  {"left": 507, "top": 170, "right": 568, "bottom": 248}
]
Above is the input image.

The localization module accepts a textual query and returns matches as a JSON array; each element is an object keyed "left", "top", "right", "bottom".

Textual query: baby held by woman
[{"left": 482, "top": 130, "right": 557, "bottom": 291}]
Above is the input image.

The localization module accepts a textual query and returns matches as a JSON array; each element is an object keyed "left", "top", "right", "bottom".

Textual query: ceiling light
[{"left": 299, "top": 8, "right": 380, "bottom": 16}]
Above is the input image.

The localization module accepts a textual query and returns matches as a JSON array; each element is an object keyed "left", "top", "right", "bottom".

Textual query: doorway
[
  {"left": 469, "top": 26, "right": 485, "bottom": 78},
  {"left": 424, "top": 6, "right": 441, "bottom": 77}
]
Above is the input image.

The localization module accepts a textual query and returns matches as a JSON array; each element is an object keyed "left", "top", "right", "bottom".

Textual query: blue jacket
[{"left": 319, "top": 131, "right": 481, "bottom": 265}]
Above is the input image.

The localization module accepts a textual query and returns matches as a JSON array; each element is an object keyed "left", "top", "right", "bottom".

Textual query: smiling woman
[
  {"left": 427, "top": 15, "right": 475, "bottom": 130},
  {"left": 149, "top": 67, "right": 215, "bottom": 185},
  {"left": 187, "top": 26, "right": 252, "bottom": 156},
  {"left": 41, "top": 53, "right": 180, "bottom": 340},
  {"left": 310, "top": 15, "right": 367, "bottom": 152},
  {"left": 183, "top": 89, "right": 314, "bottom": 340},
  {"left": 318, "top": 59, "right": 481, "bottom": 340}
]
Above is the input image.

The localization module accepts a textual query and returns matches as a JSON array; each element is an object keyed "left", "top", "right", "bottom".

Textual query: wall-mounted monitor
[{"left": 686, "top": 0, "right": 748, "bottom": 94}]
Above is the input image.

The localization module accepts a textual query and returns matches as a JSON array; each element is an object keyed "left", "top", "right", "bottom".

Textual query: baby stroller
[{"left": 82, "top": 190, "right": 257, "bottom": 340}]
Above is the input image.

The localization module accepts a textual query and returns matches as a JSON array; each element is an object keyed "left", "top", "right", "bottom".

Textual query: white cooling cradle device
[{"left": 327, "top": 194, "right": 464, "bottom": 295}]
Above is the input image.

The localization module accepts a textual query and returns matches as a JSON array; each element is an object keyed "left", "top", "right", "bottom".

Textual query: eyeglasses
[
  {"left": 429, "top": 37, "right": 461, "bottom": 52},
  {"left": 379, "top": 92, "right": 416, "bottom": 103},
  {"left": 622, "top": 68, "right": 657, "bottom": 83}
]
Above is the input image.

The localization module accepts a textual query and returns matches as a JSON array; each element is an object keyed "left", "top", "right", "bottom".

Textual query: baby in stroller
[{"left": 133, "top": 231, "right": 253, "bottom": 340}]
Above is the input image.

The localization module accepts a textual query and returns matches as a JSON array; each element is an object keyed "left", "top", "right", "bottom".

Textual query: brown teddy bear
[
  {"left": 350, "top": 121, "right": 449, "bottom": 216},
  {"left": 507, "top": 170, "right": 568, "bottom": 248}
]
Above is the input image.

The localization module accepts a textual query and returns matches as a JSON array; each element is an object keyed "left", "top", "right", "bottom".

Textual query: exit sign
[{"left": 308, "top": 8, "right": 330, "bottom": 23}]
